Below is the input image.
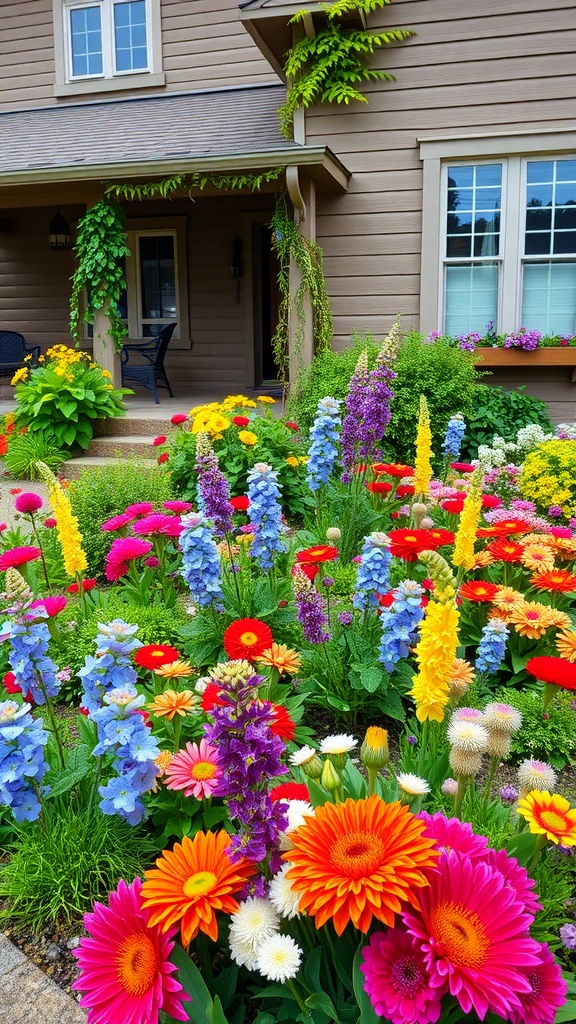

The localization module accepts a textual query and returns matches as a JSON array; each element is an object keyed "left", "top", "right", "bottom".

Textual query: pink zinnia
[
  {"left": 417, "top": 811, "right": 489, "bottom": 860},
  {"left": 164, "top": 739, "right": 221, "bottom": 799},
  {"left": 549, "top": 526, "right": 572, "bottom": 538},
  {"left": 171, "top": 413, "right": 187, "bottom": 425},
  {"left": 72, "top": 877, "right": 189, "bottom": 1024},
  {"left": 105, "top": 537, "right": 153, "bottom": 581},
  {"left": 484, "top": 847, "right": 542, "bottom": 918},
  {"left": 360, "top": 928, "right": 445, "bottom": 1024},
  {"left": 509, "top": 942, "right": 567, "bottom": 1024},
  {"left": 0, "top": 546, "right": 41, "bottom": 570},
  {"left": 101, "top": 512, "right": 135, "bottom": 532},
  {"left": 14, "top": 492, "right": 43, "bottom": 514},
  {"left": 29, "top": 596, "right": 68, "bottom": 618},
  {"left": 132, "top": 513, "right": 183, "bottom": 538},
  {"left": 43, "top": 518, "right": 57, "bottom": 528},
  {"left": 125, "top": 502, "right": 154, "bottom": 517},
  {"left": 163, "top": 501, "right": 193, "bottom": 513},
  {"left": 403, "top": 851, "right": 542, "bottom": 1021}
]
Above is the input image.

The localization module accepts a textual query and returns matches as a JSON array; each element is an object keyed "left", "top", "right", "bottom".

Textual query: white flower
[
  {"left": 279, "top": 800, "right": 315, "bottom": 850},
  {"left": 517, "top": 759, "right": 557, "bottom": 793},
  {"left": 194, "top": 676, "right": 211, "bottom": 695},
  {"left": 268, "top": 865, "right": 302, "bottom": 920},
  {"left": 320, "top": 734, "right": 357, "bottom": 756},
  {"left": 228, "top": 898, "right": 280, "bottom": 969},
  {"left": 255, "top": 934, "right": 303, "bottom": 983},
  {"left": 483, "top": 702, "right": 522, "bottom": 734},
  {"left": 450, "top": 707, "right": 486, "bottom": 724},
  {"left": 441, "top": 777, "right": 458, "bottom": 796},
  {"left": 289, "top": 745, "right": 317, "bottom": 767},
  {"left": 396, "top": 773, "right": 430, "bottom": 796},
  {"left": 447, "top": 719, "right": 489, "bottom": 753}
]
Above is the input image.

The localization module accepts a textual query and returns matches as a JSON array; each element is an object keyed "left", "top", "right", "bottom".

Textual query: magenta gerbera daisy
[
  {"left": 72, "top": 877, "right": 189, "bottom": 1023},
  {"left": 403, "top": 851, "right": 542, "bottom": 1020},
  {"left": 0, "top": 545, "right": 41, "bottom": 570},
  {"left": 164, "top": 739, "right": 221, "bottom": 799},
  {"left": 105, "top": 537, "right": 153, "bottom": 582},
  {"left": 417, "top": 811, "right": 489, "bottom": 860},
  {"left": 360, "top": 928, "right": 445, "bottom": 1024},
  {"left": 125, "top": 502, "right": 154, "bottom": 517},
  {"left": 132, "top": 513, "right": 183, "bottom": 538},
  {"left": 509, "top": 942, "right": 568, "bottom": 1024},
  {"left": 484, "top": 847, "right": 542, "bottom": 918}
]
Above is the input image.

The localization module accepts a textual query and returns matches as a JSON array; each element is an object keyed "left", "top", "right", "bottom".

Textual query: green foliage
[
  {"left": 2, "top": 430, "right": 67, "bottom": 479},
  {"left": 12, "top": 349, "right": 128, "bottom": 452},
  {"left": 278, "top": 0, "right": 413, "bottom": 136},
  {"left": 105, "top": 167, "right": 284, "bottom": 202},
  {"left": 68, "top": 461, "right": 175, "bottom": 577},
  {"left": 0, "top": 808, "right": 154, "bottom": 932},
  {"left": 520, "top": 439, "right": 576, "bottom": 519},
  {"left": 329, "top": 561, "right": 358, "bottom": 596},
  {"left": 461, "top": 385, "right": 554, "bottom": 460},
  {"left": 271, "top": 195, "right": 333, "bottom": 383},
  {"left": 497, "top": 688, "right": 576, "bottom": 769},
  {"left": 70, "top": 199, "right": 131, "bottom": 350}
]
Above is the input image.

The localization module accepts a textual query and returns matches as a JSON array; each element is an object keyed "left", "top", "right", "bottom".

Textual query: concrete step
[
  {"left": 86, "top": 435, "right": 159, "bottom": 458},
  {"left": 63, "top": 455, "right": 159, "bottom": 479},
  {"left": 93, "top": 416, "right": 174, "bottom": 437}
]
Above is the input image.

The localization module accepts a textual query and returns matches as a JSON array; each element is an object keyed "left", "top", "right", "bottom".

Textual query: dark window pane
[
  {"left": 526, "top": 208, "right": 552, "bottom": 232},
  {"left": 526, "top": 184, "right": 553, "bottom": 207},
  {"left": 447, "top": 213, "right": 472, "bottom": 234},
  {"left": 527, "top": 161, "right": 554, "bottom": 184},
  {"left": 525, "top": 232, "right": 551, "bottom": 255},
  {"left": 139, "top": 236, "right": 176, "bottom": 320},
  {"left": 447, "top": 235, "right": 472, "bottom": 257},
  {"left": 473, "top": 234, "right": 499, "bottom": 257},
  {"left": 556, "top": 206, "right": 576, "bottom": 230},
  {"left": 553, "top": 231, "right": 576, "bottom": 255}
]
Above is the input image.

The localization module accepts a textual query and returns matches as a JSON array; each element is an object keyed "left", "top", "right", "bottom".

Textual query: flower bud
[
  {"left": 360, "top": 726, "right": 389, "bottom": 770},
  {"left": 412, "top": 502, "right": 428, "bottom": 527},
  {"left": 301, "top": 754, "right": 323, "bottom": 781},
  {"left": 320, "top": 757, "right": 342, "bottom": 792},
  {"left": 326, "top": 527, "right": 341, "bottom": 543},
  {"left": 420, "top": 517, "right": 435, "bottom": 530}
]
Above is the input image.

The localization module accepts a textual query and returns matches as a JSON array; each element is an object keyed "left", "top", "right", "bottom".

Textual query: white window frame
[
  {"left": 53, "top": 0, "right": 164, "bottom": 97},
  {"left": 419, "top": 129, "right": 576, "bottom": 336},
  {"left": 124, "top": 219, "right": 190, "bottom": 342}
]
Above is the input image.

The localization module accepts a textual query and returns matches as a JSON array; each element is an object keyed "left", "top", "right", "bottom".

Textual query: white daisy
[
  {"left": 396, "top": 773, "right": 430, "bottom": 796},
  {"left": 228, "top": 897, "right": 280, "bottom": 969},
  {"left": 319, "top": 734, "right": 357, "bottom": 756},
  {"left": 255, "top": 933, "right": 303, "bottom": 983},
  {"left": 447, "top": 719, "right": 489, "bottom": 753},
  {"left": 268, "top": 865, "right": 302, "bottom": 920},
  {"left": 289, "top": 745, "right": 317, "bottom": 767},
  {"left": 279, "top": 800, "right": 315, "bottom": 850}
]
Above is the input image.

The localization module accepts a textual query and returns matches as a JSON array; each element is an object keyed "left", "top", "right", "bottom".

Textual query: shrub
[
  {"left": 68, "top": 461, "right": 175, "bottom": 578},
  {"left": 520, "top": 439, "right": 576, "bottom": 519},
  {"left": 2, "top": 430, "right": 67, "bottom": 479},
  {"left": 498, "top": 688, "right": 576, "bottom": 769},
  {"left": 461, "top": 385, "right": 554, "bottom": 460}
]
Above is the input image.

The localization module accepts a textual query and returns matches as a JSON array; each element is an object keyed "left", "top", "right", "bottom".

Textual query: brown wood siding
[
  {"left": 0, "top": 0, "right": 277, "bottom": 112},
  {"left": 305, "top": 0, "right": 576, "bottom": 352}
]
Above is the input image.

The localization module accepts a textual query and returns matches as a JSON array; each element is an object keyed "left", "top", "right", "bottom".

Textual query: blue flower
[
  {"left": 307, "top": 397, "right": 341, "bottom": 492},
  {"left": 476, "top": 619, "right": 509, "bottom": 675},
  {"left": 378, "top": 580, "right": 425, "bottom": 671},
  {"left": 79, "top": 622, "right": 141, "bottom": 713},
  {"left": 442, "top": 414, "right": 466, "bottom": 459},
  {"left": 247, "top": 463, "right": 286, "bottom": 569},
  {"left": 353, "top": 533, "right": 392, "bottom": 610},
  {"left": 90, "top": 688, "right": 159, "bottom": 825},
  {"left": 0, "top": 700, "right": 49, "bottom": 822},
  {"left": 3, "top": 619, "right": 60, "bottom": 705},
  {"left": 179, "top": 512, "right": 224, "bottom": 606}
]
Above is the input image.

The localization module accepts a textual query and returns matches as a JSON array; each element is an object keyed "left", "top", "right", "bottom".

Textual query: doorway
[{"left": 252, "top": 222, "right": 280, "bottom": 387}]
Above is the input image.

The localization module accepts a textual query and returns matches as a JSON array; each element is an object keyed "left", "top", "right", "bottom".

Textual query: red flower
[
  {"left": 43, "top": 518, "right": 57, "bottom": 528},
  {"left": 269, "top": 782, "right": 310, "bottom": 804},
  {"left": 459, "top": 581, "right": 500, "bottom": 602},
  {"left": 450, "top": 462, "right": 475, "bottom": 473},
  {"left": 296, "top": 545, "right": 338, "bottom": 565},
  {"left": 488, "top": 518, "right": 533, "bottom": 536},
  {"left": 66, "top": 578, "right": 97, "bottom": 594},
  {"left": 530, "top": 569, "right": 576, "bottom": 593},
  {"left": 487, "top": 539, "right": 525, "bottom": 562},
  {"left": 441, "top": 498, "right": 466, "bottom": 514},
  {"left": 395, "top": 484, "right": 415, "bottom": 498},
  {"left": 158, "top": 453, "right": 169, "bottom": 464},
  {"left": 230, "top": 496, "right": 250, "bottom": 512},
  {"left": 201, "top": 682, "right": 226, "bottom": 712},
  {"left": 377, "top": 591, "right": 396, "bottom": 608},
  {"left": 366, "top": 481, "right": 393, "bottom": 495},
  {"left": 388, "top": 529, "right": 454, "bottom": 562},
  {"left": 269, "top": 703, "right": 296, "bottom": 742},
  {"left": 476, "top": 526, "right": 504, "bottom": 538},
  {"left": 134, "top": 644, "right": 182, "bottom": 670},
  {"left": 9, "top": 488, "right": 22, "bottom": 495},
  {"left": 233, "top": 416, "right": 250, "bottom": 427},
  {"left": 3, "top": 671, "right": 20, "bottom": 695},
  {"left": 78, "top": 706, "right": 90, "bottom": 716},
  {"left": 426, "top": 528, "right": 455, "bottom": 548},
  {"left": 170, "top": 413, "right": 188, "bottom": 425},
  {"left": 526, "top": 656, "right": 576, "bottom": 690},
  {"left": 481, "top": 495, "right": 503, "bottom": 509},
  {"left": 0, "top": 546, "right": 41, "bottom": 570},
  {"left": 377, "top": 463, "right": 414, "bottom": 477},
  {"left": 292, "top": 562, "right": 318, "bottom": 582},
  {"left": 0, "top": 435, "right": 8, "bottom": 457},
  {"left": 152, "top": 435, "right": 167, "bottom": 447},
  {"left": 223, "top": 618, "right": 273, "bottom": 661},
  {"left": 285, "top": 421, "right": 299, "bottom": 431},
  {"left": 0, "top": 523, "right": 8, "bottom": 532}
]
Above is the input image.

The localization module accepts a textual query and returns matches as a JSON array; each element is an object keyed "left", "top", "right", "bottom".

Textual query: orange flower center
[
  {"left": 526, "top": 611, "right": 540, "bottom": 621},
  {"left": 116, "top": 932, "right": 159, "bottom": 996},
  {"left": 240, "top": 631, "right": 258, "bottom": 647},
  {"left": 329, "top": 830, "right": 385, "bottom": 879},
  {"left": 183, "top": 870, "right": 218, "bottom": 898},
  {"left": 191, "top": 761, "right": 217, "bottom": 781},
  {"left": 430, "top": 900, "right": 489, "bottom": 968},
  {"left": 539, "top": 809, "right": 568, "bottom": 833}
]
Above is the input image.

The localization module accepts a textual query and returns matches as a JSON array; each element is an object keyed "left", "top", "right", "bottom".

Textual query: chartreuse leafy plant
[
  {"left": 69, "top": 198, "right": 130, "bottom": 350},
  {"left": 12, "top": 345, "right": 129, "bottom": 451},
  {"left": 278, "top": 0, "right": 414, "bottom": 136}
]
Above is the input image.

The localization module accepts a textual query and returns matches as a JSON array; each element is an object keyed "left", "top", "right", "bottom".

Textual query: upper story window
[{"left": 54, "top": 0, "right": 164, "bottom": 97}]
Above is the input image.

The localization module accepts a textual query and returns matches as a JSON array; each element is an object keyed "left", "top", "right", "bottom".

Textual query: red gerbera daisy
[
  {"left": 270, "top": 782, "right": 311, "bottom": 803},
  {"left": 441, "top": 498, "right": 466, "bottom": 514},
  {"left": 487, "top": 539, "right": 525, "bottom": 562},
  {"left": 459, "top": 581, "right": 500, "bottom": 602},
  {"left": 295, "top": 545, "right": 339, "bottom": 565},
  {"left": 366, "top": 481, "right": 394, "bottom": 495},
  {"left": 292, "top": 562, "right": 319, "bottom": 582},
  {"left": 378, "top": 463, "right": 414, "bottom": 477},
  {"left": 427, "top": 528, "right": 455, "bottom": 547},
  {"left": 476, "top": 525, "right": 504, "bottom": 538},
  {"left": 526, "top": 656, "right": 576, "bottom": 691},
  {"left": 135, "top": 644, "right": 182, "bottom": 670},
  {"left": 530, "top": 569, "right": 576, "bottom": 593},
  {"left": 490, "top": 518, "right": 533, "bottom": 536},
  {"left": 395, "top": 484, "right": 415, "bottom": 498},
  {"left": 223, "top": 618, "right": 273, "bottom": 661},
  {"left": 388, "top": 529, "right": 453, "bottom": 562},
  {"left": 230, "top": 496, "right": 250, "bottom": 512},
  {"left": 269, "top": 703, "right": 296, "bottom": 742},
  {"left": 201, "top": 682, "right": 226, "bottom": 712}
]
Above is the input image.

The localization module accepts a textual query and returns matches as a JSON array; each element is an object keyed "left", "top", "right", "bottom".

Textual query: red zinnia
[
  {"left": 441, "top": 498, "right": 466, "bottom": 514},
  {"left": 201, "top": 682, "right": 226, "bottom": 712},
  {"left": 230, "top": 496, "right": 250, "bottom": 512},
  {"left": 395, "top": 484, "right": 415, "bottom": 498},
  {"left": 66, "top": 578, "right": 97, "bottom": 594},
  {"left": 158, "top": 453, "right": 169, "bottom": 464},
  {"left": 152, "top": 435, "right": 167, "bottom": 447},
  {"left": 270, "top": 782, "right": 310, "bottom": 804},
  {"left": 223, "top": 618, "right": 273, "bottom": 661},
  {"left": 450, "top": 462, "right": 475, "bottom": 473},
  {"left": 526, "top": 656, "right": 576, "bottom": 690},
  {"left": 134, "top": 644, "right": 182, "bottom": 670},
  {"left": 459, "top": 580, "right": 500, "bottom": 602},
  {"left": 295, "top": 545, "right": 338, "bottom": 565},
  {"left": 285, "top": 421, "right": 299, "bottom": 431},
  {"left": 233, "top": 416, "right": 250, "bottom": 427},
  {"left": 530, "top": 569, "right": 576, "bottom": 593},
  {"left": 0, "top": 546, "right": 41, "bottom": 570},
  {"left": 481, "top": 495, "right": 503, "bottom": 509},
  {"left": 171, "top": 413, "right": 188, "bottom": 425},
  {"left": 269, "top": 703, "right": 296, "bottom": 742},
  {"left": 366, "top": 481, "right": 393, "bottom": 495},
  {"left": 487, "top": 539, "right": 525, "bottom": 562}
]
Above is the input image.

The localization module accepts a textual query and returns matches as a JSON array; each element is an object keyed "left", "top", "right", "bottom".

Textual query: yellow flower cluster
[
  {"left": 238, "top": 430, "right": 257, "bottom": 446},
  {"left": 189, "top": 395, "right": 261, "bottom": 437},
  {"left": 452, "top": 468, "right": 483, "bottom": 571},
  {"left": 45, "top": 344, "right": 90, "bottom": 383},
  {"left": 409, "top": 599, "right": 460, "bottom": 722},
  {"left": 413, "top": 395, "right": 432, "bottom": 497},
  {"left": 10, "top": 367, "right": 29, "bottom": 386},
  {"left": 520, "top": 440, "right": 576, "bottom": 517},
  {"left": 36, "top": 462, "right": 88, "bottom": 577}
]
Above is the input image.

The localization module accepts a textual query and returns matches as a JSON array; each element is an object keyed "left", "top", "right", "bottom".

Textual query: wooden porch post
[
  {"left": 92, "top": 299, "right": 122, "bottom": 389},
  {"left": 287, "top": 175, "right": 316, "bottom": 384}
]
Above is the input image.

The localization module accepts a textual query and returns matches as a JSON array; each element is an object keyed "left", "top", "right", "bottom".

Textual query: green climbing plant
[
  {"left": 278, "top": 0, "right": 414, "bottom": 137},
  {"left": 270, "top": 194, "right": 333, "bottom": 385},
  {"left": 104, "top": 167, "right": 284, "bottom": 203},
  {"left": 70, "top": 199, "right": 130, "bottom": 352}
]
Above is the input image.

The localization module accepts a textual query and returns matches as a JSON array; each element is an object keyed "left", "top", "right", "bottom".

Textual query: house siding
[{"left": 0, "top": 0, "right": 278, "bottom": 113}]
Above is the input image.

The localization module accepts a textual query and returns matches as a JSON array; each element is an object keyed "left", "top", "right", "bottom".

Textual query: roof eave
[{"left": 239, "top": 2, "right": 366, "bottom": 77}]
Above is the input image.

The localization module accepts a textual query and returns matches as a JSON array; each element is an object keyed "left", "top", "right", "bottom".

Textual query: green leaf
[
  {"left": 43, "top": 744, "right": 93, "bottom": 799},
  {"left": 505, "top": 830, "right": 538, "bottom": 866},
  {"left": 352, "top": 945, "right": 380, "bottom": 1024},
  {"left": 169, "top": 945, "right": 210, "bottom": 1023},
  {"left": 379, "top": 688, "right": 406, "bottom": 722},
  {"left": 555, "top": 1000, "right": 576, "bottom": 1023},
  {"left": 211, "top": 995, "right": 230, "bottom": 1024},
  {"left": 358, "top": 665, "right": 383, "bottom": 693},
  {"left": 305, "top": 992, "right": 337, "bottom": 1020}
]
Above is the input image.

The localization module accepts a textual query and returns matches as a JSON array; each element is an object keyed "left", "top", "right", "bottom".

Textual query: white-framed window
[
  {"left": 53, "top": 0, "right": 164, "bottom": 96},
  {"left": 419, "top": 131, "right": 576, "bottom": 337}
]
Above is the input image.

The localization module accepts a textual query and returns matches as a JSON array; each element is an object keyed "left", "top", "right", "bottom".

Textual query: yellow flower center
[
  {"left": 539, "top": 809, "right": 568, "bottom": 833},
  {"left": 240, "top": 631, "right": 258, "bottom": 647},
  {"left": 151, "top": 650, "right": 166, "bottom": 658},
  {"left": 191, "top": 761, "right": 217, "bottom": 781},
  {"left": 116, "top": 932, "right": 158, "bottom": 996},
  {"left": 405, "top": 535, "right": 418, "bottom": 542},
  {"left": 430, "top": 900, "right": 489, "bottom": 968},
  {"left": 183, "top": 871, "right": 218, "bottom": 898},
  {"left": 329, "top": 830, "right": 385, "bottom": 879}
]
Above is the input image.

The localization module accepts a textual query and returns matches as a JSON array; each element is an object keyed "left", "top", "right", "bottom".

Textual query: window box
[{"left": 473, "top": 347, "right": 576, "bottom": 367}]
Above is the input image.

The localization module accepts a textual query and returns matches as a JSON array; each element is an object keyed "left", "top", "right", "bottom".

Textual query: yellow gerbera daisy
[{"left": 517, "top": 790, "right": 576, "bottom": 846}]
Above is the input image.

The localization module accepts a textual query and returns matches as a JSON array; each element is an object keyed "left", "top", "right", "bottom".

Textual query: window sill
[{"left": 54, "top": 71, "right": 165, "bottom": 98}]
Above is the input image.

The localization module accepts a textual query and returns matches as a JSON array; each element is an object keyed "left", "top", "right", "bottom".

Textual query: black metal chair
[
  {"left": 0, "top": 331, "right": 41, "bottom": 379},
  {"left": 120, "top": 323, "right": 177, "bottom": 404}
]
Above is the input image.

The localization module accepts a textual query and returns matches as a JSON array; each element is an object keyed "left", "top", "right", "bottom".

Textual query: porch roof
[{"left": 0, "top": 84, "right": 349, "bottom": 192}]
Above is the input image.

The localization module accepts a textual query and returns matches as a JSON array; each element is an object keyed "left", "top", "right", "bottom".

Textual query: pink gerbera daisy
[
  {"left": 101, "top": 512, "right": 135, "bottom": 532},
  {"left": 509, "top": 943, "right": 568, "bottom": 1024},
  {"left": 360, "top": 928, "right": 445, "bottom": 1024},
  {"left": 164, "top": 739, "right": 221, "bottom": 799},
  {"left": 29, "top": 596, "right": 68, "bottom": 618},
  {"left": 484, "top": 847, "right": 542, "bottom": 918},
  {"left": 0, "top": 546, "right": 41, "bottom": 570},
  {"left": 403, "top": 851, "right": 542, "bottom": 1020},
  {"left": 125, "top": 502, "right": 154, "bottom": 517},
  {"left": 417, "top": 811, "right": 489, "bottom": 860},
  {"left": 105, "top": 537, "right": 153, "bottom": 582},
  {"left": 72, "top": 877, "right": 189, "bottom": 1023},
  {"left": 163, "top": 501, "right": 193, "bottom": 513},
  {"left": 132, "top": 513, "right": 183, "bottom": 538}
]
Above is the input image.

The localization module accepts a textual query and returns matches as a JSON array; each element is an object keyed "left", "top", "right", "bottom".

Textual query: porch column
[
  {"left": 288, "top": 175, "right": 316, "bottom": 384},
  {"left": 92, "top": 300, "right": 122, "bottom": 389}
]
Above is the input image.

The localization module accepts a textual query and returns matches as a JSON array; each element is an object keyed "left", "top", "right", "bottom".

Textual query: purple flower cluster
[
  {"left": 504, "top": 329, "right": 542, "bottom": 351},
  {"left": 353, "top": 533, "right": 392, "bottom": 611},
  {"left": 78, "top": 620, "right": 141, "bottom": 713},
  {"left": 341, "top": 351, "right": 395, "bottom": 481},
  {"left": 0, "top": 699, "right": 49, "bottom": 822},
  {"left": 195, "top": 433, "right": 234, "bottom": 538},
  {"left": 378, "top": 580, "right": 424, "bottom": 671},
  {"left": 92, "top": 687, "right": 159, "bottom": 825},
  {"left": 457, "top": 332, "right": 482, "bottom": 351},
  {"left": 204, "top": 672, "right": 288, "bottom": 864},
  {"left": 484, "top": 505, "right": 550, "bottom": 531},
  {"left": 3, "top": 616, "right": 61, "bottom": 706},
  {"left": 293, "top": 566, "right": 331, "bottom": 643}
]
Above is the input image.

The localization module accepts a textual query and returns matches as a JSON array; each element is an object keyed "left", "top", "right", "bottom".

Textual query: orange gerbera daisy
[
  {"left": 521, "top": 546, "right": 555, "bottom": 573},
  {"left": 448, "top": 658, "right": 475, "bottom": 698},
  {"left": 256, "top": 643, "right": 302, "bottom": 675},
  {"left": 508, "top": 601, "right": 569, "bottom": 639},
  {"left": 530, "top": 569, "right": 576, "bottom": 593},
  {"left": 492, "top": 586, "right": 525, "bottom": 610},
  {"left": 283, "top": 794, "right": 438, "bottom": 935},
  {"left": 141, "top": 831, "right": 254, "bottom": 947},
  {"left": 556, "top": 630, "right": 576, "bottom": 662},
  {"left": 517, "top": 790, "right": 576, "bottom": 846},
  {"left": 153, "top": 660, "right": 194, "bottom": 679},
  {"left": 471, "top": 550, "right": 494, "bottom": 569},
  {"left": 487, "top": 540, "right": 525, "bottom": 563},
  {"left": 148, "top": 690, "right": 196, "bottom": 720}
]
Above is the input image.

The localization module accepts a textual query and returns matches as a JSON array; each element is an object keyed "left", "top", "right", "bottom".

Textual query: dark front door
[{"left": 253, "top": 223, "right": 280, "bottom": 387}]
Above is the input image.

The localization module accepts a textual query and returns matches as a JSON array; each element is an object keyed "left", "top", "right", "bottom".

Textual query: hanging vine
[
  {"left": 70, "top": 199, "right": 131, "bottom": 352},
  {"left": 104, "top": 167, "right": 285, "bottom": 203},
  {"left": 270, "top": 193, "right": 333, "bottom": 385},
  {"left": 278, "top": 0, "right": 413, "bottom": 137}
]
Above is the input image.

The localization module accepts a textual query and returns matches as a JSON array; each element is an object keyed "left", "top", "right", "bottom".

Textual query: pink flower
[
  {"left": 43, "top": 518, "right": 57, "bottom": 528},
  {"left": 0, "top": 523, "right": 7, "bottom": 533},
  {"left": 29, "top": 596, "right": 68, "bottom": 618},
  {"left": 417, "top": 811, "right": 489, "bottom": 860},
  {"left": 549, "top": 526, "right": 573, "bottom": 538},
  {"left": 509, "top": 942, "right": 568, "bottom": 1024},
  {"left": 14, "top": 492, "right": 43, "bottom": 514},
  {"left": 170, "top": 413, "right": 188, "bottom": 425},
  {"left": 164, "top": 739, "right": 221, "bottom": 799},
  {"left": 0, "top": 546, "right": 41, "bottom": 570},
  {"left": 163, "top": 501, "right": 193, "bottom": 513},
  {"left": 105, "top": 537, "right": 153, "bottom": 582},
  {"left": 484, "top": 847, "right": 542, "bottom": 918},
  {"left": 101, "top": 512, "right": 134, "bottom": 532},
  {"left": 361, "top": 929, "right": 445, "bottom": 1024},
  {"left": 132, "top": 513, "right": 183, "bottom": 538},
  {"left": 125, "top": 502, "right": 154, "bottom": 516},
  {"left": 158, "top": 453, "right": 169, "bottom": 464},
  {"left": 144, "top": 556, "right": 160, "bottom": 568},
  {"left": 152, "top": 435, "right": 167, "bottom": 447}
]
